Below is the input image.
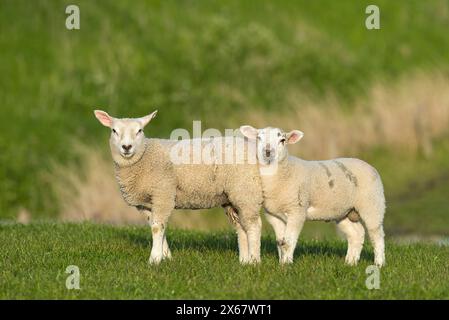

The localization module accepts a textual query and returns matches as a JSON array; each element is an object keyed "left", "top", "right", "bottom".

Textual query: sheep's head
[
  {"left": 94, "top": 110, "right": 157, "bottom": 160},
  {"left": 240, "top": 125, "right": 303, "bottom": 165}
]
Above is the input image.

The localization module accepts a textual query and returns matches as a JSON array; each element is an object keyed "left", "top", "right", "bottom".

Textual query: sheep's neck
[
  {"left": 113, "top": 144, "right": 149, "bottom": 207},
  {"left": 258, "top": 157, "right": 290, "bottom": 186}
]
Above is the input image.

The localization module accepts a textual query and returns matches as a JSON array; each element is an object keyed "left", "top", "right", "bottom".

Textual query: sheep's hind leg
[
  {"left": 224, "top": 205, "right": 249, "bottom": 263},
  {"left": 358, "top": 204, "right": 386, "bottom": 267},
  {"left": 336, "top": 217, "right": 365, "bottom": 266},
  {"left": 264, "top": 212, "right": 286, "bottom": 262},
  {"left": 366, "top": 225, "right": 385, "bottom": 267},
  {"left": 236, "top": 223, "right": 249, "bottom": 263}
]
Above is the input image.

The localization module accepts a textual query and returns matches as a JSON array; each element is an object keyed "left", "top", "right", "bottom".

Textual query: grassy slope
[
  {"left": 1, "top": 0, "right": 449, "bottom": 219},
  {"left": 1, "top": 223, "right": 448, "bottom": 299}
]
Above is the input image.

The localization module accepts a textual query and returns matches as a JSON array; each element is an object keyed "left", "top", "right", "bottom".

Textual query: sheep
[
  {"left": 240, "top": 125, "right": 386, "bottom": 267},
  {"left": 93, "top": 110, "right": 263, "bottom": 264}
]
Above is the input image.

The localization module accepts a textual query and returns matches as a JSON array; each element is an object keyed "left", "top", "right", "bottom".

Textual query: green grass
[
  {"left": 2, "top": 0, "right": 449, "bottom": 219},
  {"left": 363, "top": 137, "right": 449, "bottom": 236},
  {"left": 2, "top": 2, "right": 448, "bottom": 299},
  {"left": 1, "top": 223, "right": 448, "bottom": 299}
]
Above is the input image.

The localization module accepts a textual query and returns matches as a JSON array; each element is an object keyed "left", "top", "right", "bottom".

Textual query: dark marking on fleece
[
  {"left": 136, "top": 204, "right": 152, "bottom": 212},
  {"left": 142, "top": 194, "right": 152, "bottom": 204},
  {"left": 334, "top": 161, "right": 358, "bottom": 187},
  {"left": 319, "top": 163, "right": 335, "bottom": 188},
  {"left": 319, "top": 163, "right": 332, "bottom": 177}
]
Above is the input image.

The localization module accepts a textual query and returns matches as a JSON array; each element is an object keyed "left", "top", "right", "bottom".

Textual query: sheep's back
[{"left": 163, "top": 137, "right": 261, "bottom": 210}]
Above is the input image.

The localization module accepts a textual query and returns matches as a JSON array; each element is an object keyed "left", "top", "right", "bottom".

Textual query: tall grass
[{"left": 244, "top": 72, "right": 449, "bottom": 159}]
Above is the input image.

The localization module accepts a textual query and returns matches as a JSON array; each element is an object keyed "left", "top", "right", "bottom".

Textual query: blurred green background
[{"left": 1, "top": 0, "right": 449, "bottom": 239}]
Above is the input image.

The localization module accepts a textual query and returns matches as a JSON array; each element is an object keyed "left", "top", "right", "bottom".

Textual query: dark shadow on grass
[
  {"left": 115, "top": 228, "right": 374, "bottom": 263},
  {"left": 116, "top": 228, "right": 241, "bottom": 255},
  {"left": 294, "top": 241, "right": 374, "bottom": 263}
]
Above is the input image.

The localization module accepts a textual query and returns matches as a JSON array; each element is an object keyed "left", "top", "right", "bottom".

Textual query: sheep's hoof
[
  {"left": 280, "top": 257, "right": 294, "bottom": 265},
  {"left": 241, "top": 257, "right": 260, "bottom": 265},
  {"left": 239, "top": 257, "right": 250, "bottom": 264},
  {"left": 148, "top": 255, "right": 163, "bottom": 265},
  {"left": 163, "top": 250, "right": 172, "bottom": 260},
  {"left": 374, "top": 260, "right": 385, "bottom": 268},
  {"left": 344, "top": 257, "right": 359, "bottom": 266}
]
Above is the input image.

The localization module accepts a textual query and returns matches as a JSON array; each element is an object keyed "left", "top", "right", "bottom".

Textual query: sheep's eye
[
  {"left": 112, "top": 129, "right": 117, "bottom": 134},
  {"left": 137, "top": 129, "right": 143, "bottom": 134},
  {"left": 280, "top": 138, "right": 286, "bottom": 144}
]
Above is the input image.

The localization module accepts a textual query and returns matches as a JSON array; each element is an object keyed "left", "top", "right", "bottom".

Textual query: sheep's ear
[
  {"left": 140, "top": 110, "right": 158, "bottom": 127},
  {"left": 94, "top": 110, "right": 113, "bottom": 128},
  {"left": 286, "top": 130, "right": 304, "bottom": 144},
  {"left": 240, "top": 125, "right": 258, "bottom": 140}
]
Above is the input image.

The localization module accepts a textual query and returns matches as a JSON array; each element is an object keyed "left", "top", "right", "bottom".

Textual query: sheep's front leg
[
  {"left": 148, "top": 203, "right": 173, "bottom": 265},
  {"left": 265, "top": 212, "right": 287, "bottom": 262},
  {"left": 162, "top": 234, "right": 172, "bottom": 260},
  {"left": 280, "top": 207, "right": 306, "bottom": 264},
  {"left": 149, "top": 217, "right": 168, "bottom": 265},
  {"left": 140, "top": 208, "right": 172, "bottom": 260}
]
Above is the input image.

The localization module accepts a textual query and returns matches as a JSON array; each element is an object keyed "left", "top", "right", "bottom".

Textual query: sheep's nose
[
  {"left": 264, "top": 148, "right": 274, "bottom": 158},
  {"left": 122, "top": 145, "right": 132, "bottom": 151}
]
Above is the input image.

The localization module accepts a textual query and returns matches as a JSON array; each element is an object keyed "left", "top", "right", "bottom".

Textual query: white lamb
[
  {"left": 94, "top": 110, "right": 264, "bottom": 264},
  {"left": 240, "top": 125, "right": 386, "bottom": 266}
]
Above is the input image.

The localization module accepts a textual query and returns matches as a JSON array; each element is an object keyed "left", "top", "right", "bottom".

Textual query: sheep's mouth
[
  {"left": 261, "top": 155, "right": 275, "bottom": 165},
  {"left": 121, "top": 152, "right": 134, "bottom": 158}
]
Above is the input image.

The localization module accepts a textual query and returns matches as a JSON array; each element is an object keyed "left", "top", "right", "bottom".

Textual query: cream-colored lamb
[
  {"left": 94, "top": 110, "right": 263, "bottom": 264},
  {"left": 240, "top": 126, "right": 386, "bottom": 266}
]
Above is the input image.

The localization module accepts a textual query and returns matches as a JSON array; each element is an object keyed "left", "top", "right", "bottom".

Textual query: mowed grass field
[{"left": 1, "top": 223, "right": 448, "bottom": 299}]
